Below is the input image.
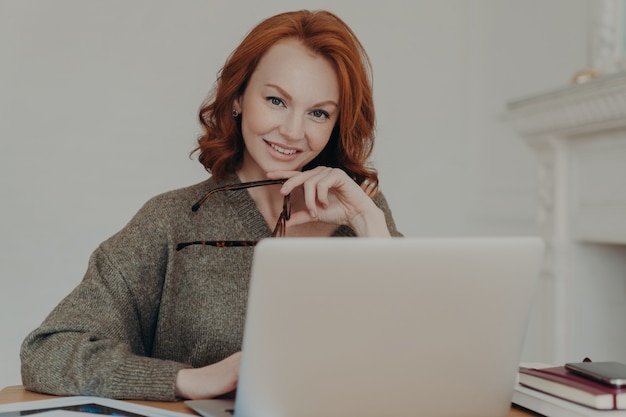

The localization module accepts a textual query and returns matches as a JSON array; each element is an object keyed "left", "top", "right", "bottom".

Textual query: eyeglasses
[{"left": 176, "top": 179, "right": 290, "bottom": 251}]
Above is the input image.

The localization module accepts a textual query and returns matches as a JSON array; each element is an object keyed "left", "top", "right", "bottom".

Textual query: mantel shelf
[{"left": 506, "top": 71, "right": 626, "bottom": 138}]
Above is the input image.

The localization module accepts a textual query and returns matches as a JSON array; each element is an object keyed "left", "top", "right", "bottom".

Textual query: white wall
[{"left": 0, "top": 0, "right": 589, "bottom": 388}]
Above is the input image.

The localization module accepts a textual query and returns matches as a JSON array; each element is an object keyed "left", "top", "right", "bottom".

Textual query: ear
[{"left": 233, "top": 97, "right": 242, "bottom": 114}]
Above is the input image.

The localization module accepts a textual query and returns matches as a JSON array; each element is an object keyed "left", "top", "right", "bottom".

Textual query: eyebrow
[{"left": 265, "top": 83, "right": 338, "bottom": 108}]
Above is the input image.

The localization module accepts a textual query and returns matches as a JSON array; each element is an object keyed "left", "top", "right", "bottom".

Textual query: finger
[
  {"left": 314, "top": 167, "right": 362, "bottom": 203},
  {"left": 285, "top": 209, "right": 316, "bottom": 227},
  {"left": 276, "top": 167, "right": 326, "bottom": 195},
  {"left": 360, "top": 178, "right": 378, "bottom": 198},
  {"left": 266, "top": 170, "right": 300, "bottom": 180},
  {"left": 308, "top": 168, "right": 345, "bottom": 209},
  {"left": 302, "top": 167, "right": 336, "bottom": 216}
]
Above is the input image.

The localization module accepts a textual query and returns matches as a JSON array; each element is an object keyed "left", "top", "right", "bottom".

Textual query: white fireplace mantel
[
  {"left": 505, "top": 72, "right": 626, "bottom": 364},
  {"left": 508, "top": 72, "right": 626, "bottom": 138}
]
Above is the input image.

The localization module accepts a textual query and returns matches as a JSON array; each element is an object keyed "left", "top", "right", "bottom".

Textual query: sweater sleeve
[
  {"left": 20, "top": 197, "right": 188, "bottom": 401},
  {"left": 374, "top": 191, "right": 403, "bottom": 237}
]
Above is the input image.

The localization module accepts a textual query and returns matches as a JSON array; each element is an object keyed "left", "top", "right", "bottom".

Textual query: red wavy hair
[{"left": 194, "top": 9, "right": 377, "bottom": 186}]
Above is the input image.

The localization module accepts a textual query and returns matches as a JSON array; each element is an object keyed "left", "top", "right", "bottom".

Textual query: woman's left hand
[{"left": 267, "top": 167, "right": 391, "bottom": 237}]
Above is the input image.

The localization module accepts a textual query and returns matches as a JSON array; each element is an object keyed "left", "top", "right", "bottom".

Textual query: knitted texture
[{"left": 20, "top": 175, "right": 402, "bottom": 400}]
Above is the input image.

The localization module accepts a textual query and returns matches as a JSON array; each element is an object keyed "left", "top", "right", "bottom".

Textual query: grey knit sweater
[{"left": 20, "top": 175, "right": 402, "bottom": 401}]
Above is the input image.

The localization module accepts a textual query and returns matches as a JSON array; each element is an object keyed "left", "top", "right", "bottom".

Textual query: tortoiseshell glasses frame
[{"left": 175, "top": 179, "right": 290, "bottom": 251}]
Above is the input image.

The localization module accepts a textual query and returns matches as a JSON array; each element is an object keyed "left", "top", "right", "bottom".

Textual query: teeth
[{"left": 270, "top": 143, "right": 297, "bottom": 155}]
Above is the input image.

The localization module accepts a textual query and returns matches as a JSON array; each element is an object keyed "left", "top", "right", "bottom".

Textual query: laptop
[{"left": 186, "top": 237, "right": 544, "bottom": 417}]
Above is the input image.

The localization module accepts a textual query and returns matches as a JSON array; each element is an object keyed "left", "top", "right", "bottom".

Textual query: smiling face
[{"left": 234, "top": 38, "right": 340, "bottom": 180}]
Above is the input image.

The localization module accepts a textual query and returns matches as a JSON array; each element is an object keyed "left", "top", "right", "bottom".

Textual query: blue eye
[
  {"left": 311, "top": 109, "right": 330, "bottom": 119},
  {"left": 267, "top": 97, "right": 284, "bottom": 106}
]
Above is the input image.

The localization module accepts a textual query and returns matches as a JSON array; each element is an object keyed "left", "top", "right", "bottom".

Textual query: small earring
[{"left": 232, "top": 109, "right": 240, "bottom": 117}]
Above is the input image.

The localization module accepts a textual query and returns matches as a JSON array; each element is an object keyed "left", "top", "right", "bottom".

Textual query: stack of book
[{"left": 513, "top": 364, "right": 626, "bottom": 417}]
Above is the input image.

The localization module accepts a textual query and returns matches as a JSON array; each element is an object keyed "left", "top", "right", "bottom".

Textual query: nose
[{"left": 278, "top": 112, "right": 305, "bottom": 141}]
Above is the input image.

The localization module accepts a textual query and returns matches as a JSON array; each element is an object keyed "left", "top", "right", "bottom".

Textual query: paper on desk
[
  {"left": 23, "top": 411, "right": 95, "bottom": 417},
  {"left": 0, "top": 396, "right": 190, "bottom": 417}
]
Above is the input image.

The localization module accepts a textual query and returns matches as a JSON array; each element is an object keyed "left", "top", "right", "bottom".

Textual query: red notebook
[{"left": 519, "top": 365, "right": 626, "bottom": 410}]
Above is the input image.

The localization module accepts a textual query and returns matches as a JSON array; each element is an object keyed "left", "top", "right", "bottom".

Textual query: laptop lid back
[{"left": 234, "top": 237, "right": 543, "bottom": 417}]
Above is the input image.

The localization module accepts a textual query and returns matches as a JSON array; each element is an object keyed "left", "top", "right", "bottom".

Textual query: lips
[{"left": 267, "top": 140, "right": 298, "bottom": 155}]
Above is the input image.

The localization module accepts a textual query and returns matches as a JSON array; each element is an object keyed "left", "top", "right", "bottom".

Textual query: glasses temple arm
[{"left": 191, "top": 179, "right": 287, "bottom": 212}]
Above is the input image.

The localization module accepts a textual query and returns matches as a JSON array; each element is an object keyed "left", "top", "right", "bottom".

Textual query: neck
[{"left": 235, "top": 169, "right": 283, "bottom": 219}]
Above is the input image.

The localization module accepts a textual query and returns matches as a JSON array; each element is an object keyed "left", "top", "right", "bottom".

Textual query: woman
[{"left": 20, "top": 9, "right": 402, "bottom": 401}]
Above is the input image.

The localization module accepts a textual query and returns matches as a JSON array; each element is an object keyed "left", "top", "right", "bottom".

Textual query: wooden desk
[{"left": 0, "top": 385, "right": 538, "bottom": 416}]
